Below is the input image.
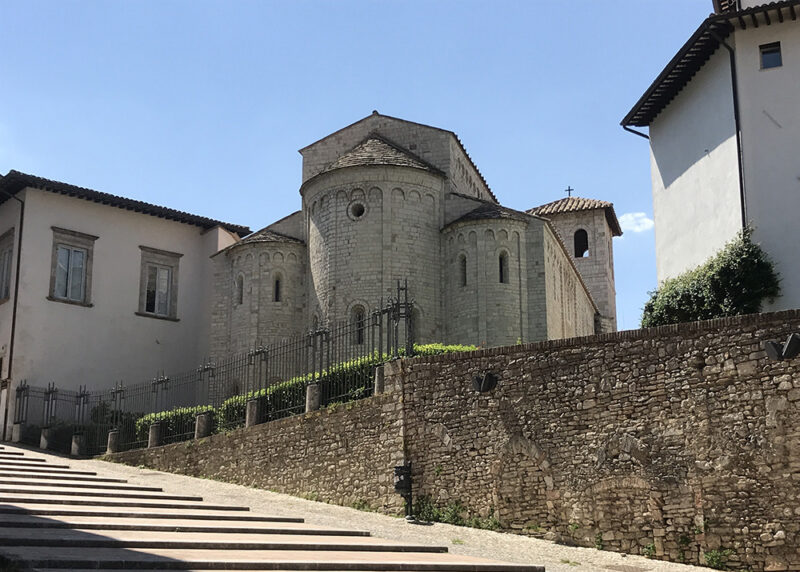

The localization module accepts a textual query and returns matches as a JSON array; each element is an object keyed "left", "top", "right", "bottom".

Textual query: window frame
[
  {"left": 760, "top": 42, "right": 782, "bottom": 70},
  {"left": 0, "top": 228, "right": 14, "bottom": 303},
  {"left": 48, "top": 227, "right": 98, "bottom": 307},
  {"left": 136, "top": 246, "right": 182, "bottom": 321}
]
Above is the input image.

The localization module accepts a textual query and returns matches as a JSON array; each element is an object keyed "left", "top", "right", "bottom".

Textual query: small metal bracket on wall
[
  {"left": 764, "top": 333, "right": 800, "bottom": 361},
  {"left": 472, "top": 372, "right": 498, "bottom": 393},
  {"left": 394, "top": 461, "right": 414, "bottom": 521}
]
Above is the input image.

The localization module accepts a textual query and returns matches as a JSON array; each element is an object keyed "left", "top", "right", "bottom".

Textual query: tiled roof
[
  {"left": 237, "top": 228, "right": 304, "bottom": 246},
  {"left": 449, "top": 202, "right": 530, "bottom": 226},
  {"left": 319, "top": 134, "right": 443, "bottom": 176},
  {"left": 0, "top": 170, "right": 251, "bottom": 237},
  {"left": 527, "top": 197, "right": 623, "bottom": 236},
  {"left": 622, "top": 0, "right": 800, "bottom": 128}
]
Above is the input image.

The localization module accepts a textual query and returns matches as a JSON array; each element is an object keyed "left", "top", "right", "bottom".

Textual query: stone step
[
  {"left": 0, "top": 460, "right": 73, "bottom": 469},
  {"left": 1, "top": 478, "right": 162, "bottom": 492},
  {"left": 4, "top": 547, "right": 545, "bottom": 571},
  {"left": 0, "top": 470, "right": 124, "bottom": 482},
  {"left": 0, "top": 515, "right": 364, "bottom": 536},
  {"left": 0, "top": 494, "right": 249, "bottom": 511},
  {"left": 0, "top": 486, "right": 199, "bottom": 501},
  {"left": 0, "top": 529, "right": 445, "bottom": 553},
  {"left": 0, "top": 465, "right": 98, "bottom": 475},
  {"left": 0, "top": 452, "right": 48, "bottom": 459},
  {"left": 0, "top": 505, "right": 303, "bottom": 522}
]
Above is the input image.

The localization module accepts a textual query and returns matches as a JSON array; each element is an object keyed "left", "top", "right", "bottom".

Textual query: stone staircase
[{"left": 0, "top": 444, "right": 545, "bottom": 571}]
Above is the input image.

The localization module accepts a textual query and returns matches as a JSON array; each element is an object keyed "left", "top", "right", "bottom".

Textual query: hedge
[
  {"left": 641, "top": 228, "right": 780, "bottom": 327},
  {"left": 134, "top": 405, "right": 216, "bottom": 442},
  {"left": 136, "top": 343, "right": 479, "bottom": 438}
]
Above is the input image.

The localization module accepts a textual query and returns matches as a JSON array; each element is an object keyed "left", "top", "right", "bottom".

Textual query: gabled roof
[
  {"left": 527, "top": 197, "right": 623, "bottom": 237},
  {"left": 0, "top": 170, "right": 251, "bottom": 237},
  {"left": 300, "top": 111, "right": 498, "bottom": 202},
  {"left": 318, "top": 134, "right": 444, "bottom": 177},
  {"left": 622, "top": 0, "right": 800, "bottom": 128},
  {"left": 238, "top": 227, "right": 304, "bottom": 246}
]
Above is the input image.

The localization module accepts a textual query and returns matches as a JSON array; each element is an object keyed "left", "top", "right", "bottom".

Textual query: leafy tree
[{"left": 641, "top": 228, "right": 779, "bottom": 327}]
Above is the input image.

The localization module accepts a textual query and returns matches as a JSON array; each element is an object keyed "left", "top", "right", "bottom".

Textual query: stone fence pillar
[
  {"left": 39, "top": 427, "right": 53, "bottom": 450},
  {"left": 148, "top": 422, "right": 163, "bottom": 448},
  {"left": 305, "top": 383, "right": 321, "bottom": 413},
  {"left": 195, "top": 411, "right": 214, "bottom": 439},
  {"left": 71, "top": 433, "right": 86, "bottom": 457},
  {"left": 245, "top": 399, "right": 262, "bottom": 428},
  {"left": 106, "top": 429, "right": 120, "bottom": 454},
  {"left": 374, "top": 366, "right": 385, "bottom": 395}
]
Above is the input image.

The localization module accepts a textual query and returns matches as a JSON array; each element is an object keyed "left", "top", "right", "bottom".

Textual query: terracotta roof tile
[
  {"left": 319, "top": 134, "right": 443, "bottom": 176},
  {"left": 0, "top": 170, "right": 250, "bottom": 237},
  {"left": 527, "top": 197, "right": 623, "bottom": 236}
]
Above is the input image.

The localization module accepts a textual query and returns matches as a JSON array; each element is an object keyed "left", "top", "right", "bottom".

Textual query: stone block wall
[
  {"left": 109, "top": 392, "right": 406, "bottom": 513},
  {"left": 109, "top": 309, "right": 800, "bottom": 570}
]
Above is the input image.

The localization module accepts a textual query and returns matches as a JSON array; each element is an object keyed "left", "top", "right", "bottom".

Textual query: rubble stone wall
[{"left": 108, "top": 309, "right": 800, "bottom": 571}]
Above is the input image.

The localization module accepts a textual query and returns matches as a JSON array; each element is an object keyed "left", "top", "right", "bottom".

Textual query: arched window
[
  {"left": 499, "top": 252, "right": 509, "bottom": 284},
  {"left": 459, "top": 254, "right": 467, "bottom": 287},
  {"left": 274, "top": 276, "right": 282, "bottom": 302},
  {"left": 574, "top": 229, "right": 589, "bottom": 258},
  {"left": 235, "top": 275, "right": 244, "bottom": 305},
  {"left": 351, "top": 306, "right": 366, "bottom": 345}
]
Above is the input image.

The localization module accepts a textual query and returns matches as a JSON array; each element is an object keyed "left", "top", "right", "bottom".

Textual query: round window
[{"left": 349, "top": 201, "right": 366, "bottom": 220}]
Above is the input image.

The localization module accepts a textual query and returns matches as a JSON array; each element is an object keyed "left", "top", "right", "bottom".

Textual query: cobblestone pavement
[{"left": 24, "top": 446, "right": 708, "bottom": 572}]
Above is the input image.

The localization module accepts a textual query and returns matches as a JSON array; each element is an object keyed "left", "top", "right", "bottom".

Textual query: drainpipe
[
  {"left": 0, "top": 188, "right": 24, "bottom": 389},
  {"left": 622, "top": 125, "right": 650, "bottom": 140},
  {"left": 705, "top": 22, "right": 748, "bottom": 230}
]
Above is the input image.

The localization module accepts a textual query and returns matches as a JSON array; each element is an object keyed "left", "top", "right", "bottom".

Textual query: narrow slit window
[
  {"left": 274, "top": 277, "right": 282, "bottom": 302},
  {"left": 459, "top": 254, "right": 467, "bottom": 287},
  {"left": 352, "top": 306, "right": 366, "bottom": 345},
  {"left": 760, "top": 42, "right": 782, "bottom": 69},
  {"left": 574, "top": 229, "right": 589, "bottom": 258},
  {"left": 235, "top": 275, "right": 244, "bottom": 305},
  {"left": 499, "top": 252, "right": 509, "bottom": 284}
]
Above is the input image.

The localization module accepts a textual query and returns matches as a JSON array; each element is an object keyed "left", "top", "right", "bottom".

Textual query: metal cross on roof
[{"left": 565, "top": 186, "right": 574, "bottom": 197}]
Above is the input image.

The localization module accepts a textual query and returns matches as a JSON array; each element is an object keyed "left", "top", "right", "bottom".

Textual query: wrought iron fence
[{"left": 10, "top": 282, "right": 414, "bottom": 456}]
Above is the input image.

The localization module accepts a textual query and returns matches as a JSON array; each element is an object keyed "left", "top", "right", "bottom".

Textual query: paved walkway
[{"left": 2, "top": 444, "right": 708, "bottom": 572}]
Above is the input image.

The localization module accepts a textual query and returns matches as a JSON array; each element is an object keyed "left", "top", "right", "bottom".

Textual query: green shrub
[
  {"left": 135, "top": 405, "right": 216, "bottom": 442},
  {"left": 704, "top": 548, "right": 733, "bottom": 570},
  {"left": 413, "top": 495, "right": 498, "bottom": 530},
  {"left": 641, "top": 228, "right": 779, "bottom": 327}
]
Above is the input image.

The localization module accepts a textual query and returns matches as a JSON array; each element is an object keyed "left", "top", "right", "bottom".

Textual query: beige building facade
[{"left": 0, "top": 171, "right": 249, "bottom": 437}]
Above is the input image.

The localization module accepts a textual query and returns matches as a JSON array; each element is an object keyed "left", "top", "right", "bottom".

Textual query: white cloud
[{"left": 619, "top": 212, "right": 654, "bottom": 234}]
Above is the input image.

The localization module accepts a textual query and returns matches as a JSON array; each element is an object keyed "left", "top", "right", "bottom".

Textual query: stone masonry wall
[
  {"left": 109, "top": 309, "right": 800, "bottom": 571},
  {"left": 109, "top": 392, "right": 406, "bottom": 513}
]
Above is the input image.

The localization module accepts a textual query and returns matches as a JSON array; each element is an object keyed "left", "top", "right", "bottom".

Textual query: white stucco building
[
  {"left": 622, "top": 0, "right": 800, "bottom": 310},
  {"left": 0, "top": 171, "right": 249, "bottom": 435}
]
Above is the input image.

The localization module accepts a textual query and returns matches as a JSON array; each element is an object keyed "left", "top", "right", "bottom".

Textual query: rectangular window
[
  {"left": 0, "top": 229, "right": 13, "bottom": 301},
  {"left": 760, "top": 42, "right": 782, "bottom": 69},
  {"left": 145, "top": 264, "right": 171, "bottom": 316},
  {"left": 54, "top": 245, "right": 87, "bottom": 302},
  {"left": 48, "top": 227, "right": 97, "bottom": 307},
  {"left": 138, "top": 246, "right": 182, "bottom": 320}
]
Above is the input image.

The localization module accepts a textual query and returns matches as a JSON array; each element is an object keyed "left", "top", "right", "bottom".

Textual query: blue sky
[{"left": 0, "top": 1, "right": 713, "bottom": 330}]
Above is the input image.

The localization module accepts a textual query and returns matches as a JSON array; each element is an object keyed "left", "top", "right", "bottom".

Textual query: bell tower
[{"left": 527, "top": 197, "right": 623, "bottom": 333}]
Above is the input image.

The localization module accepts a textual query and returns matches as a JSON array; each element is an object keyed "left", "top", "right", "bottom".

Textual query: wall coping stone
[{"left": 403, "top": 308, "right": 800, "bottom": 365}]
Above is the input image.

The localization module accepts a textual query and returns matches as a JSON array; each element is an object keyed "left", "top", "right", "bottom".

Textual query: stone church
[{"left": 211, "top": 112, "right": 622, "bottom": 356}]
